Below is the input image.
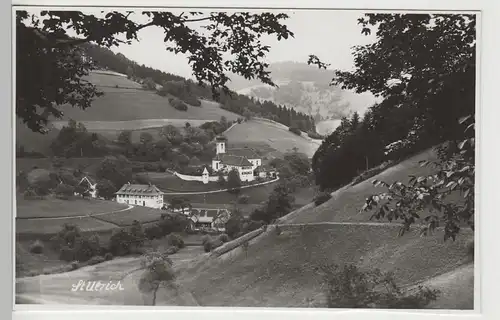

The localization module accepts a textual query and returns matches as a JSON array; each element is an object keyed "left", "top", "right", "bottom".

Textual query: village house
[
  {"left": 186, "top": 208, "right": 231, "bottom": 232},
  {"left": 115, "top": 183, "right": 164, "bottom": 209},
  {"left": 75, "top": 176, "right": 98, "bottom": 198},
  {"left": 211, "top": 136, "right": 263, "bottom": 182}
]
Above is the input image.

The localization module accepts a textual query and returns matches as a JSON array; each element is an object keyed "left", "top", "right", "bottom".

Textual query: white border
[{"left": 6, "top": 0, "right": 499, "bottom": 320}]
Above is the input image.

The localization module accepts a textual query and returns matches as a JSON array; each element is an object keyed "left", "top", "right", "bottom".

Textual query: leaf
[
  {"left": 463, "top": 188, "right": 471, "bottom": 198},
  {"left": 458, "top": 115, "right": 471, "bottom": 124},
  {"left": 458, "top": 139, "right": 468, "bottom": 150}
]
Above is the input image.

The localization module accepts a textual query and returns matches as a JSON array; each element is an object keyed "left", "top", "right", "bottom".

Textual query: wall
[{"left": 173, "top": 171, "right": 220, "bottom": 183}]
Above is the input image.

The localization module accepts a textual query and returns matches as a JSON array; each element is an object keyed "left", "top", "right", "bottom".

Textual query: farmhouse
[
  {"left": 186, "top": 208, "right": 231, "bottom": 232},
  {"left": 115, "top": 183, "right": 164, "bottom": 209},
  {"left": 211, "top": 136, "right": 263, "bottom": 182},
  {"left": 76, "top": 176, "right": 98, "bottom": 198}
]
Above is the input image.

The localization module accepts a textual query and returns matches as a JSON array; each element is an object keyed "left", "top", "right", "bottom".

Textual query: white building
[
  {"left": 211, "top": 136, "right": 263, "bottom": 182},
  {"left": 115, "top": 183, "right": 164, "bottom": 209}
]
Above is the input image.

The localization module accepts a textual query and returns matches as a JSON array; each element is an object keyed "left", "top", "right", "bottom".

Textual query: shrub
[
  {"left": 319, "top": 264, "right": 439, "bottom": 308},
  {"left": 73, "top": 237, "right": 101, "bottom": 262},
  {"left": 237, "top": 194, "right": 250, "bottom": 204},
  {"left": 104, "top": 252, "right": 114, "bottom": 261},
  {"left": 169, "top": 97, "right": 188, "bottom": 111},
  {"left": 201, "top": 235, "right": 212, "bottom": 246},
  {"left": 289, "top": 127, "right": 302, "bottom": 136},
  {"left": 183, "top": 95, "right": 202, "bottom": 107},
  {"left": 166, "top": 233, "right": 185, "bottom": 249},
  {"left": 218, "top": 233, "right": 230, "bottom": 243},
  {"left": 54, "top": 183, "right": 75, "bottom": 199},
  {"left": 59, "top": 246, "right": 75, "bottom": 262},
  {"left": 29, "top": 240, "right": 44, "bottom": 254},
  {"left": 203, "top": 241, "right": 212, "bottom": 252},
  {"left": 314, "top": 192, "right": 332, "bottom": 206},
  {"left": 109, "top": 228, "right": 140, "bottom": 257},
  {"left": 87, "top": 255, "right": 105, "bottom": 266},
  {"left": 69, "top": 261, "right": 80, "bottom": 270},
  {"left": 210, "top": 239, "right": 224, "bottom": 250},
  {"left": 165, "top": 246, "right": 179, "bottom": 255},
  {"left": 144, "top": 224, "right": 163, "bottom": 240}
]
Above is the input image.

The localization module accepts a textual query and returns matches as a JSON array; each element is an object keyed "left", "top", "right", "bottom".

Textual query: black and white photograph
[{"left": 14, "top": 6, "right": 477, "bottom": 310}]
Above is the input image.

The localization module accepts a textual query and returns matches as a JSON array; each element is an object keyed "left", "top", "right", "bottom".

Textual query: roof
[
  {"left": 225, "top": 148, "right": 259, "bottom": 159},
  {"left": 215, "top": 154, "right": 253, "bottom": 167},
  {"left": 115, "top": 183, "right": 163, "bottom": 195},
  {"left": 215, "top": 135, "right": 228, "bottom": 141},
  {"left": 79, "top": 176, "right": 96, "bottom": 186}
]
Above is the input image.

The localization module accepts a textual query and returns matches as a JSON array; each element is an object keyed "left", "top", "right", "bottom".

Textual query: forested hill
[{"left": 83, "top": 44, "right": 318, "bottom": 134}]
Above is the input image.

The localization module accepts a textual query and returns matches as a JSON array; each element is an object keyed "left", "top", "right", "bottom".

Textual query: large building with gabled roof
[
  {"left": 211, "top": 136, "right": 262, "bottom": 182},
  {"left": 115, "top": 183, "right": 164, "bottom": 209}
]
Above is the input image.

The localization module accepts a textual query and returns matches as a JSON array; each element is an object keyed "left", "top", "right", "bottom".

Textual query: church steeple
[{"left": 215, "top": 136, "right": 227, "bottom": 155}]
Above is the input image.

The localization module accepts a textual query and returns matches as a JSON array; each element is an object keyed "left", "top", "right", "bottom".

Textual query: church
[{"left": 211, "top": 136, "right": 262, "bottom": 182}]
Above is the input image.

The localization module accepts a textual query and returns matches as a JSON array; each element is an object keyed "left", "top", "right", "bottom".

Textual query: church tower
[{"left": 215, "top": 136, "right": 227, "bottom": 155}]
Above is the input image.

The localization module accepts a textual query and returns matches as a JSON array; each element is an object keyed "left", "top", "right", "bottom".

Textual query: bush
[
  {"left": 307, "top": 131, "right": 324, "bottom": 139},
  {"left": 237, "top": 194, "right": 250, "bottom": 204},
  {"left": 104, "top": 252, "right": 114, "bottom": 261},
  {"left": 29, "top": 240, "right": 44, "bottom": 254},
  {"left": 319, "top": 264, "right": 439, "bottom": 308},
  {"left": 69, "top": 261, "right": 80, "bottom": 270},
  {"left": 166, "top": 233, "right": 185, "bottom": 249},
  {"left": 201, "top": 235, "right": 212, "bottom": 246},
  {"left": 289, "top": 127, "right": 302, "bottom": 136},
  {"left": 165, "top": 246, "right": 179, "bottom": 255},
  {"left": 314, "top": 192, "right": 332, "bottom": 206},
  {"left": 54, "top": 183, "right": 75, "bottom": 199},
  {"left": 203, "top": 241, "right": 212, "bottom": 252},
  {"left": 218, "top": 233, "right": 230, "bottom": 243},
  {"left": 144, "top": 224, "right": 163, "bottom": 240},
  {"left": 87, "top": 255, "right": 105, "bottom": 266},
  {"left": 169, "top": 97, "right": 188, "bottom": 111},
  {"left": 109, "top": 228, "right": 140, "bottom": 257},
  {"left": 210, "top": 239, "right": 224, "bottom": 251},
  {"left": 59, "top": 246, "right": 75, "bottom": 262},
  {"left": 183, "top": 95, "right": 202, "bottom": 107}
]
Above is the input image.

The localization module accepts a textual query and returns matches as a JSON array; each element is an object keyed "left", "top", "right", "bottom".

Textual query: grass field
[
  {"left": 224, "top": 119, "right": 320, "bottom": 157},
  {"left": 170, "top": 223, "right": 472, "bottom": 308},
  {"left": 94, "top": 205, "right": 166, "bottom": 226},
  {"left": 16, "top": 216, "right": 117, "bottom": 236},
  {"left": 54, "top": 72, "right": 240, "bottom": 122},
  {"left": 163, "top": 180, "right": 279, "bottom": 205},
  {"left": 16, "top": 197, "right": 127, "bottom": 219}
]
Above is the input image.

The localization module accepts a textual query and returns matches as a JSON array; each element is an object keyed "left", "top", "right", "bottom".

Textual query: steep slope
[{"left": 166, "top": 147, "right": 474, "bottom": 308}]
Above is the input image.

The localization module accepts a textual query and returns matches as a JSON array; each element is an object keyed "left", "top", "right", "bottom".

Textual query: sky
[{"left": 68, "top": 9, "right": 378, "bottom": 80}]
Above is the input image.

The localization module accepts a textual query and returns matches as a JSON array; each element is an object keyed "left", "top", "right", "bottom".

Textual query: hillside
[
  {"left": 166, "top": 147, "right": 474, "bottom": 308},
  {"left": 16, "top": 147, "right": 474, "bottom": 308},
  {"left": 223, "top": 118, "right": 321, "bottom": 158},
  {"left": 54, "top": 72, "right": 241, "bottom": 122}
]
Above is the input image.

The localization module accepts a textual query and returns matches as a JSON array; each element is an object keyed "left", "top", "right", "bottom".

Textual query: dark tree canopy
[
  {"left": 17, "top": 10, "right": 294, "bottom": 133},
  {"left": 311, "top": 13, "right": 476, "bottom": 190}
]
